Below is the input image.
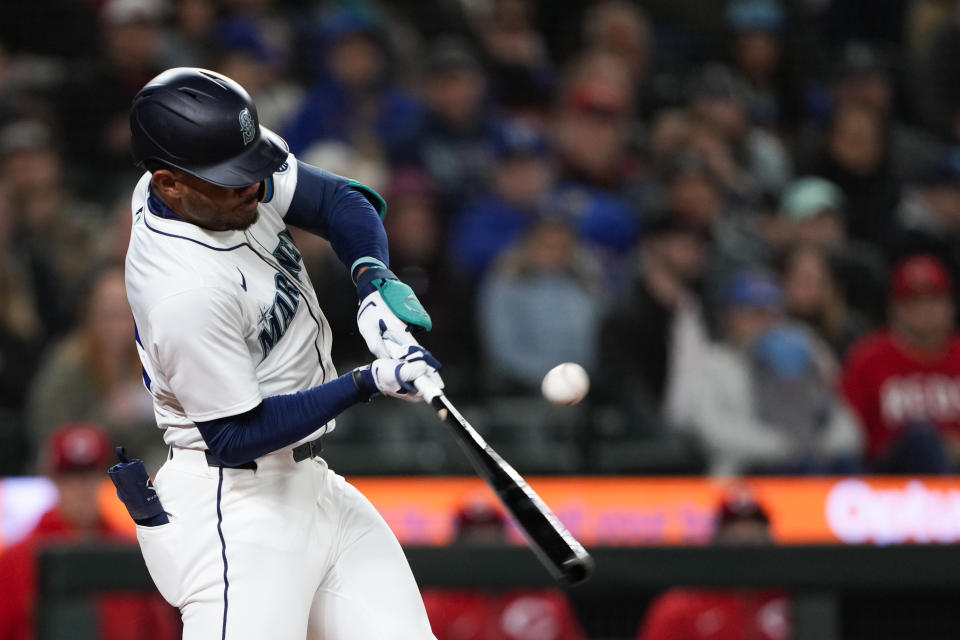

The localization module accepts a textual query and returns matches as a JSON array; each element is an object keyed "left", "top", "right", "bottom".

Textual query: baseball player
[{"left": 124, "top": 67, "right": 441, "bottom": 639}]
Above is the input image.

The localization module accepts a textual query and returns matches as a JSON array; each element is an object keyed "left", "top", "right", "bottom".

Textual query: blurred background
[{"left": 3, "top": 0, "right": 960, "bottom": 638}]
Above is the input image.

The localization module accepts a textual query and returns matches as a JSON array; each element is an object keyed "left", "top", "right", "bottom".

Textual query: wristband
[
  {"left": 351, "top": 367, "right": 378, "bottom": 401},
  {"left": 355, "top": 264, "right": 397, "bottom": 298},
  {"left": 354, "top": 261, "right": 433, "bottom": 332}
]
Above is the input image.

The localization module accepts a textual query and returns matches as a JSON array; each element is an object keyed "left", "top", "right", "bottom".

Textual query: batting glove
[
  {"left": 356, "top": 346, "right": 443, "bottom": 403},
  {"left": 355, "top": 261, "right": 432, "bottom": 360}
]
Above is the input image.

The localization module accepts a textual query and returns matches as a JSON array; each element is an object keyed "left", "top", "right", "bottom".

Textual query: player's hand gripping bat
[{"left": 386, "top": 342, "right": 595, "bottom": 585}]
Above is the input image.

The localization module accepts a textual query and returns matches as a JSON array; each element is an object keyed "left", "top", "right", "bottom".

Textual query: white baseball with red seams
[{"left": 541, "top": 363, "right": 590, "bottom": 406}]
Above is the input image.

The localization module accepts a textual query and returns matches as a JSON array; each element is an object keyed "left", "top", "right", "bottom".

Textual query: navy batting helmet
[{"left": 130, "top": 67, "right": 288, "bottom": 188}]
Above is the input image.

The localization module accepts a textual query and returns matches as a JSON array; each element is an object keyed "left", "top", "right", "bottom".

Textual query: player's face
[
  {"left": 154, "top": 169, "right": 260, "bottom": 231},
  {"left": 892, "top": 292, "right": 955, "bottom": 350},
  {"left": 176, "top": 172, "right": 261, "bottom": 231}
]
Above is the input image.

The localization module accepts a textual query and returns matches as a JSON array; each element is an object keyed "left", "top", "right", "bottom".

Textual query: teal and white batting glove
[{"left": 354, "top": 259, "right": 432, "bottom": 360}]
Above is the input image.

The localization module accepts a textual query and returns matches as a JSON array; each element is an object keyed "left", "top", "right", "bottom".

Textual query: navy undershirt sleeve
[
  {"left": 195, "top": 371, "right": 375, "bottom": 465},
  {"left": 285, "top": 160, "right": 388, "bottom": 274}
]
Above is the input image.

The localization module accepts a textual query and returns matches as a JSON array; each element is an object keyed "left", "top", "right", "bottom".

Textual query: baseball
[{"left": 541, "top": 362, "right": 590, "bottom": 406}]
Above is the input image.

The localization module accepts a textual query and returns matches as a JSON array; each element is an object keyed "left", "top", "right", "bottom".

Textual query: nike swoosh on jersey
[{"left": 237, "top": 267, "right": 247, "bottom": 291}]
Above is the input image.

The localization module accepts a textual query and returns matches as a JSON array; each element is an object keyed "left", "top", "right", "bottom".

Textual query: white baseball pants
[{"left": 136, "top": 446, "right": 435, "bottom": 639}]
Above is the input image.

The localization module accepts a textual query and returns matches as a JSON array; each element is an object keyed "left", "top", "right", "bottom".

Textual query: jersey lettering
[
  {"left": 257, "top": 231, "right": 306, "bottom": 360},
  {"left": 258, "top": 272, "right": 302, "bottom": 360},
  {"left": 274, "top": 229, "right": 302, "bottom": 279},
  {"left": 879, "top": 374, "right": 960, "bottom": 426}
]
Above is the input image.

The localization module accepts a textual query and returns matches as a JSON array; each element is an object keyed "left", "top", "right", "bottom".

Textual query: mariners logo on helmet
[{"left": 239, "top": 107, "right": 255, "bottom": 146}]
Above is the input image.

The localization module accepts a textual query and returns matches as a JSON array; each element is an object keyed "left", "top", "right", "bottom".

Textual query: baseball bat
[{"left": 388, "top": 348, "right": 594, "bottom": 585}]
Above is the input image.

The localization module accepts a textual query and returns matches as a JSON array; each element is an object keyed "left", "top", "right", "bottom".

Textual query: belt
[
  {"left": 292, "top": 437, "right": 323, "bottom": 462},
  {"left": 203, "top": 437, "right": 322, "bottom": 470}
]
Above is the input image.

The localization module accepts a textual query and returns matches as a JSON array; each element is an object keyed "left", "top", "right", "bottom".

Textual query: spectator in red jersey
[
  {"left": 0, "top": 423, "right": 178, "bottom": 640},
  {"left": 637, "top": 488, "right": 791, "bottom": 640},
  {"left": 421, "top": 497, "right": 586, "bottom": 640},
  {"left": 841, "top": 253, "right": 960, "bottom": 472}
]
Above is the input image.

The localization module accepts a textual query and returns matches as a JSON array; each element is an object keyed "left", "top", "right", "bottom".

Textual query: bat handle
[
  {"left": 411, "top": 375, "right": 444, "bottom": 403},
  {"left": 383, "top": 337, "right": 444, "bottom": 404}
]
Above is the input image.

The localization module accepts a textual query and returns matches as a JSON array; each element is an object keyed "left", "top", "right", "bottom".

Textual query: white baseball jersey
[{"left": 125, "top": 153, "right": 337, "bottom": 451}]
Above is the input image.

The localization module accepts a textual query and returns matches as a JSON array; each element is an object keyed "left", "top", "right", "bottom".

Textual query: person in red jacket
[
  {"left": 0, "top": 422, "right": 178, "bottom": 640},
  {"left": 421, "top": 498, "right": 586, "bottom": 640},
  {"left": 841, "top": 253, "right": 960, "bottom": 472},
  {"left": 637, "top": 488, "right": 790, "bottom": 640}
]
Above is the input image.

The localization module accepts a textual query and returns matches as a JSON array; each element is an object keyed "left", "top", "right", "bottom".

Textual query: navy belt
[{"left": 203, "top": 437, "right": 322, "bottom": 470}]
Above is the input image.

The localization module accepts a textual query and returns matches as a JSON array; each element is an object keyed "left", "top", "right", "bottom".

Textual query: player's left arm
[{"left": 279, "top": 159, "right": 437, "bottom": 367}]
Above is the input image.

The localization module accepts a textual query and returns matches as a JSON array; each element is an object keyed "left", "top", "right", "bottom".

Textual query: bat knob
[{"left": 560, "top": 553, "right": 595, "bottom": 586}]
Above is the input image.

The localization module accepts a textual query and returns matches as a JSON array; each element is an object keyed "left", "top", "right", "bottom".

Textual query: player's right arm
[{"left": 148, "top": 286, "right": 436, "bottom": 465}]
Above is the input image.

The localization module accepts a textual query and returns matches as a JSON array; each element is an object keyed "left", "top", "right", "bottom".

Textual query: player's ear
[{"left": 151, "top": 169, "right": 181, "bottom": 198}]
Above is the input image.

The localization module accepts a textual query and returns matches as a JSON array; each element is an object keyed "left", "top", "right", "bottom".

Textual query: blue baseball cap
[
  {"left": 722, "top": 268, "right": 782, "bottom": 309},
  {"left": 725, "top": 0, "right": 784, "bottom": 32},
  {"left": 491, "top": 121, "right": 549, "bottom": 159},
  {"left": 319, "top": 9, "right": 380, "bottom": 44},
  {"left": 214, "top": 18, "right": 283, "bottom": 65}
]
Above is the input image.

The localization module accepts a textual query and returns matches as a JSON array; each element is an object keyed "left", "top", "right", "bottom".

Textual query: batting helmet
[{"left": 130, "top": 67, "right": 288, "bottom": 188}]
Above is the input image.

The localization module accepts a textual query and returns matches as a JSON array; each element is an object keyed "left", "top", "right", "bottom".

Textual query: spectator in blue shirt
[
  {"left": 283, "top": 10, "right": 423, "bottom": 158},
  {"left": 478, "top": 219, "right": 606, "bottom": 390},
  {"left": 451, "top": 120, "right": 639, "bottom": 280},
  {"left": 389, "top": 37, "right": 503, "bottom": 212}
]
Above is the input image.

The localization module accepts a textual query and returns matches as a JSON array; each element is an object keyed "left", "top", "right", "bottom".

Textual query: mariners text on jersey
[{"left": 257, "top": 229, "right": 305, "bottom": 360}]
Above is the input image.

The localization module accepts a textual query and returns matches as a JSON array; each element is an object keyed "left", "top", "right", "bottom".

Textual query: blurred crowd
[{"left": 4, "top": 0, "right": 960, "bottom": 477}]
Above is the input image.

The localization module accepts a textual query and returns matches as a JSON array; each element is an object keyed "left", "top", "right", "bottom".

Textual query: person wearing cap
[
  {"left": 282, "top": 10, "right": 422, "bottom": 160},
  {"left": 831, "top": 42, "right": 893, "bottom": 118},
  {"left": 450, "top": 120, "right": 555, "bottom": 279},
  {"left": 841, "top": 254, "right": 960, "bottom": 472},
  {"left": 724, "top": 0, "right": 805, "bottom": 130},
  {"left": 451, "top": 119, "right": 637, "bottom": 280},
  {"left": 0, "top": 423, "right": 178, "bottom": 639},
  {"left": 688, "top": 63, "right": 791, "bottom": 197},
  {"left": 420, "top": 497, "right": 587, "bottom": 640},
  {"left": 637, "top": 489, "right": 790, "bottom": 640},
  {"left": 802, "top": 40, "right": 938, "bottom": 234},
  {"left": 211, "top": 17, "right": 304, "bottom": 132},
  {"left": 389, "top": 36, "right": 504, "bottom": 211},
  {"left": 551, "top": 49, "right": 646, "bottom": 210},
  {"left": 829, "top": 40, "right": 941, "bottom": 184},
  {"left": 777, "top": 176, "right": 846, "bottom": 248},
  {"left": 685, "top": 267, "right": 861, "bottom": 475},
  {"left": 889, "top": 149, "right": 960, "bottom": 290},
  {"left": 770, "top": 176, "right": 887, "bottom": 329}
]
